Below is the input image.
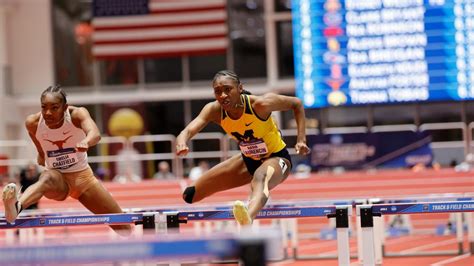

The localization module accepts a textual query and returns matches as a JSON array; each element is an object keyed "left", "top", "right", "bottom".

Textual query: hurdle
[
  {"left": 151, "top": 204, "right": 352, "bottom": 265},
  {"left": 1, "top": 204, "right": 352, "bottom": 265},
  {"left": 2, "top": 199, "right": 357, "bottom": 263},
  {"left": 357, "top": 200, "right": 474, "bottom": 266},
  {"left": 372, "top": 195, "right": 474, "bottom": 257},
  {"left": 0, "top": 230, "right": 281, "bottom": 265},
  {"left": 0, "top": 212, "right": 285, "bottom": 265},
  {"left": 351, "top": 194, "right": 474, "bottom": 262}
]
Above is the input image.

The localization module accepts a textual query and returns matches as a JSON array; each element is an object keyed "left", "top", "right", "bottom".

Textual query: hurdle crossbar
[
  {"left": 0, "top": 213, "right": 147, "bottom": 229},
  {"left": 178, "top": 205, "right": 337, "bottom": 222},
  {"left": 371, "top": 201, "right": 474, "bottom": 215}
]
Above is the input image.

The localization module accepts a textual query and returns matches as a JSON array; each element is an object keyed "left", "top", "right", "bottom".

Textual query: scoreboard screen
[{"left": 292, "top": 0, "right": 474, "bottom": 108}]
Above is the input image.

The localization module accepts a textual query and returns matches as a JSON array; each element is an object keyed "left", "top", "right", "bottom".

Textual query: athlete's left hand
[
  {"left": 76, "top": 140, "right": 89, "bottom": 152},
  {"left": 295, "top": 142, "right": 310, "bottom": 155}
]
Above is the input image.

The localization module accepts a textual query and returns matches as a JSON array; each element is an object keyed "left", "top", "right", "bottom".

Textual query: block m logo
[{"left": 231, "top": 130, "right": 256, "bottom": 142}]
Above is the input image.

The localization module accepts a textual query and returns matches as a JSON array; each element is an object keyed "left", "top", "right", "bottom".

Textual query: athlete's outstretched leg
[
  {"left": 182, "top": 154, "right": 252, "bottom": 204},
  {"left": 246, "top": 158, "right": 291, "bottom": 222},
  {"left": 2, "top": 170, "right": 68, "bottom": 223}
]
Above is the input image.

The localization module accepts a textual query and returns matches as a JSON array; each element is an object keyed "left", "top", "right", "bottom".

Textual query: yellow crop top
[{"left": 220, "top": 94, "right": 286, "bottom": 160}]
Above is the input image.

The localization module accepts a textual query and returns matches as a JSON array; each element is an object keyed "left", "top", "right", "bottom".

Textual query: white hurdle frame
[
  {"left": 467, "top": 212, "right": 474, "bottom": 253},
  {"left": 358, "top": 201, "right": 474, "bottom": 265},
  {"left": 357, "top": 205, "right": 380, "bottom": 266}
]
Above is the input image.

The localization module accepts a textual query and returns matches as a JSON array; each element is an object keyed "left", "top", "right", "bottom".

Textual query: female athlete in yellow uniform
[{"left": 176, "top": 70, "right": 310, "bottom": 225}]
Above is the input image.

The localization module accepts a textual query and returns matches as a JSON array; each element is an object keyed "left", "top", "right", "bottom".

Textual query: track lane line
[{"left": 430, "top": 253, "right": 472, "bottom": 266}]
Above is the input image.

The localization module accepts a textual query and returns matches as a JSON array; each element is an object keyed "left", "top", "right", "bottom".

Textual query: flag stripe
[
  {"left": 93, "top": 24, "right": 226, "bottom": 42},
  {"left": 94, "top": 49, "right": 227, "bottom": 60},
  {"left": 93, "top": 10, "right": 227, "bottom": 28},
  {"left": 149, "top": 0, "right": 225, "bottom": 11},
  {"left": 150, "top": 5, "right": 225, "bottom": 14},
  {"left": 94, "top": 19, "right": 226, "bottom": 31},
  {"left": 93, "top": 38, "right": 228, "bottom": 59},
  {"left": 92, "top": 0, "right": 228, "bottom": 59},
  {"left": 94, "top": 34, "right": 227, "bottom": 45}
]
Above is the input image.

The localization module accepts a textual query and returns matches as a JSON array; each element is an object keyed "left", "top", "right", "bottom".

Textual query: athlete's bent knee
[
  {"left": 182, "top": 186, "right": 196, "bottom": 204},
  {"left": 39, "top": 172, "right": 59, "bottom": 190}
]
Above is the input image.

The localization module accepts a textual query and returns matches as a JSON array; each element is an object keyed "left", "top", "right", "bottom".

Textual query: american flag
[{"left": 92, "top": 0, "right": 228, "bottom": 60}]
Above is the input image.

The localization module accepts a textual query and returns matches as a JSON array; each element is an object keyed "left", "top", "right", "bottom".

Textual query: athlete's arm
[
  {"left": 71, "top": 107, "right": 101, "bottom": 152},
  {"left": 252, "top": 93, "right": 310, "bottom": 155},
  {"left": 176, "top": 102, "right": 220, "bottom": 156},
  {"left": 25, "top": 113, "right": 46, "bottom": 166}
]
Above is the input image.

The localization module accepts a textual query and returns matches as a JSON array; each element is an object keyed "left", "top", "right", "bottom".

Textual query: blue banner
[{"left": 308, "top": 131, "right": 433, "bottom": 170}]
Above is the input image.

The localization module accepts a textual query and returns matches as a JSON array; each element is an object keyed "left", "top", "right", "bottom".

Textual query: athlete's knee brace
[{"left": 182, "top": 186, "right": 196, "bottom": 204}]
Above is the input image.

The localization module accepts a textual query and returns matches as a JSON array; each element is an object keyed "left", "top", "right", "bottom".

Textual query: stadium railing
[{"left": 0, "top": 123, "right": 469, "bottom": 178}]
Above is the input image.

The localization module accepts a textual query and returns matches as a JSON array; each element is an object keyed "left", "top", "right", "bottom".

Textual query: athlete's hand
[
  {"left": 295, "top": 141, "right": 310, "bottom": 155},
  {"left": 76, "top": 140, "right": 89, "bottom": 152},
  {"left": 176, "top": 143, "right": 189, "bottom": 156}
]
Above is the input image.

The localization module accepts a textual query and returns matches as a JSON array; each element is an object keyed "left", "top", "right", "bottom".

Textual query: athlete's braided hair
[
  {"left": 212, "top": 70, "right": 252, "bottom": 95},
  {"left": 41, "top": 85, "right": 67, "bottom": 104}
]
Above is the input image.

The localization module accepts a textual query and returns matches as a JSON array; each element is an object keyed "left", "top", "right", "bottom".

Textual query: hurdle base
[
  {"left": 208, "top": 256, "right": 285, "bottom": 265},
  {"left": 458, "top": 242, "right": 464, "bottom": 255},
  {"left": 384, "top": 250, "right": 464, "bottom": 257},
  {"left": 294, "top": 250, "right": 357, "bottom": 261},
  {"left": 208, "top": 259, "right": 240, "bottom": 264}
]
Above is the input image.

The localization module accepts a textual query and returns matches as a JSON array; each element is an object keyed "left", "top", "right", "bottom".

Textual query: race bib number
[
  {"left": 46, "top": 148, "right": 78, "bottom": 169},
  {"left": 239, "top": 139, "right": 268, "bottom": 158}
]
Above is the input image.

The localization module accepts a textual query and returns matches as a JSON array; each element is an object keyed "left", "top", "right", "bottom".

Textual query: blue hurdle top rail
[
  {"left": 179, "top": 206, "right": 337, "bottom": 222},
  {"left": 371, "top": 201, "right": 474, "bottom": 214},
  {"left": 0, "top": 213, "right": 146, "bottom": 229}
]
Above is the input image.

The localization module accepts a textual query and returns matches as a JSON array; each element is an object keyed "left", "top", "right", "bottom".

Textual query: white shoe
[
  {"left": 232, "top": 200, "right": 252, "bottom": 226},
  {"left": 2, "top": 183, "right": 19, "bottom": 223}
]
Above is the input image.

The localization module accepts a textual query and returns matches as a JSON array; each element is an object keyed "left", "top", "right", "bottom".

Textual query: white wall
[
  {"left": 8, "top": 0, "right": 54, "bottom": 96},
  {"left": 0, "top": 97, "right": 20, "bottom": 140},
  {"left": 0, "top": 0, "right": 53, "bottom": 141}
]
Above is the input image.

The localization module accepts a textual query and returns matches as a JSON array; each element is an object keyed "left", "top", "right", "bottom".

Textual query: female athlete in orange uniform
[{"left": 2, "top": 85, "right": 130, "bottom": 234}]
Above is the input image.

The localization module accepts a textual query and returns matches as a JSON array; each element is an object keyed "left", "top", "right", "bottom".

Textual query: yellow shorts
[{"left": 61, "top": 167, "right": 100, "bottom": 199}]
